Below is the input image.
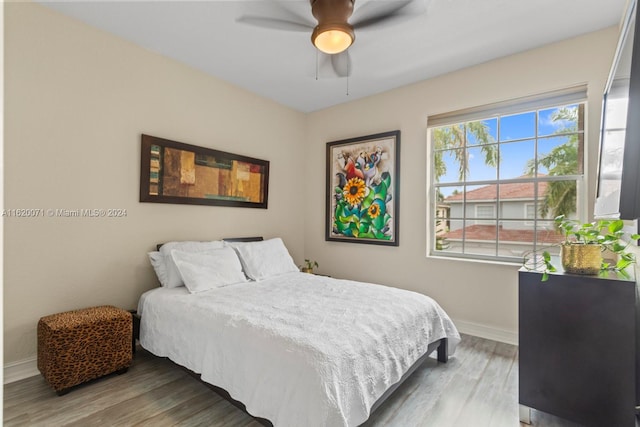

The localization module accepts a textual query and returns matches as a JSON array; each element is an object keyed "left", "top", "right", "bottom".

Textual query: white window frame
[{"left": 427, "top": 87, "right": 587, "bottom": 263}]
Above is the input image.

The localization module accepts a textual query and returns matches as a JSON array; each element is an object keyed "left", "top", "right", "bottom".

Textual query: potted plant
[
  {"left": 533, "top": 215, "right": 639, "bottom": 281},
  {"left": 300, "top": 259, "right": 319, "bottom": 274}
]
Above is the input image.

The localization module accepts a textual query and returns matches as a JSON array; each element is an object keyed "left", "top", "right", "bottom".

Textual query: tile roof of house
[
  {"left": 444, "top": 178, "right": 548, "bottom": 202},
  {"left": 441, "top": 224, "right": 563, "bottom": 244}
]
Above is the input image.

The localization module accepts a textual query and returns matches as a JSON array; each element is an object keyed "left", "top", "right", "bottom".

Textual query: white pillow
[
  {"left": 170, "top": 247, "right": 247, "bottom": 293},
  {"left": 148, "top": 251, "right": 167, "bottom": 285},
  {"left": 155, "top": 240, "right": 225, "bottom": 288},
  {"left": 229, "top": 238, "right": 299, "bottom": 281}
]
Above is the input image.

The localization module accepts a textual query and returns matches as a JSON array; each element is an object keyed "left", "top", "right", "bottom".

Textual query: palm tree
[
  {"left": 433, "top": 121, "right": 497, "bottom": 182},
  {"left": 432, "top": 121, "right": 496, "bottom": 251},
  {"left": 525, "top": 105, "right": 582, "bottom": 219}
]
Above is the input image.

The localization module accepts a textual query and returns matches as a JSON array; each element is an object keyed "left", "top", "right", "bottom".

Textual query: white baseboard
[
  {"left": 453, "top": 319, "right": 518, "bottom": 346},
  {"left": 4, "top": 356, "right": 38, "bottom": 384}
]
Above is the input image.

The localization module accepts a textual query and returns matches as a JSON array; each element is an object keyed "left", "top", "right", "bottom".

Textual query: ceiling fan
[{"left": 237, "top": 0, "right": 420, "bottom": 78}]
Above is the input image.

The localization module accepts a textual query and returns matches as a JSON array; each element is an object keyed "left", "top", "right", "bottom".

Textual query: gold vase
[{"left": 561, "top": 244, "right": 602, "bottom": 275}]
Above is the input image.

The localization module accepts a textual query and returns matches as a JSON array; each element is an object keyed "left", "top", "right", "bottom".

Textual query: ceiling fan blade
[
  {"left": 353, "top": 0, "right": 419, "bottom": 30},
  {"left": 236, "top": 16, "right": 313, "bottom": 32},
  {"left": 331, "top": 51, "right": 352, "bottom": 77},
  {"left": 316, "top": 51, "right": 351, "bottom": 78}
]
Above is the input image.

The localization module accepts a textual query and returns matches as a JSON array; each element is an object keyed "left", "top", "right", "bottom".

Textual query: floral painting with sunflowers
[{"left": 326, "top": 131, "right": 400, "bottom": 246}]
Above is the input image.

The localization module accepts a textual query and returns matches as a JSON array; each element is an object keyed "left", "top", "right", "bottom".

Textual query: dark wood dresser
[{"left": 518, "top": 267, "right": 639, "bottom": 426}]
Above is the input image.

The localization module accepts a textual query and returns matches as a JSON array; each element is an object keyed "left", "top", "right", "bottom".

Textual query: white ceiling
[{"left": 39, "top": 0, "right": 627, "bottom": 113}]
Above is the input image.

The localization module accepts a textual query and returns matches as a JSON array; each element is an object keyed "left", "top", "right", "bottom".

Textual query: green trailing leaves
[{"left": 527, "top": 216, "right": 639, "bottom": 281}]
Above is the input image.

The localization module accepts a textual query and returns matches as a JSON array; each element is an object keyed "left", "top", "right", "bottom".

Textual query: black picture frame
[
  {"left": 326, "top": 130, "right": 400, "bottom": 246},
  {"left": 140, "top": 134, "right": 269, "bottom": 209}
]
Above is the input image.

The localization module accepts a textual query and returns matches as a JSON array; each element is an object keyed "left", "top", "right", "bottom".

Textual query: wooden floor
[{"left": 3, "top": 334, "right": 617, "bottom": 426}]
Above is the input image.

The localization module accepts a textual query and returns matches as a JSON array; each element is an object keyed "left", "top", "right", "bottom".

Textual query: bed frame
[
  {"left": 371, "top": 337, "right": 448, "bottom": 414},
  {"left": 146, "top": 236, "right": 449, "bottom": 425}
]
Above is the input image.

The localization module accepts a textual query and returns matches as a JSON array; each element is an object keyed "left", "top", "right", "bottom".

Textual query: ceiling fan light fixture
[{"left": 312, "top": 24, "right": 354, "bottom": 54}]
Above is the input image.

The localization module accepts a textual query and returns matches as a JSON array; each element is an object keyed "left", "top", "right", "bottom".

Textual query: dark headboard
[
  {"left": 223, "top": 236, "right": 264, "bottom": 243},
  {"left": 156, "top": 236, "right": 263, "bottom": 251}
]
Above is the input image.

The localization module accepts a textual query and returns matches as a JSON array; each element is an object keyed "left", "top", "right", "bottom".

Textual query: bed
[{"left": 139, "top": 237, "right": 460, "bottom": 427}]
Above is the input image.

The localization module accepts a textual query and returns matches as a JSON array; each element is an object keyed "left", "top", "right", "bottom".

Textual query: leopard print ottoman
[{"left": 37, "top": 305, "right": 132, "bottom": 395}]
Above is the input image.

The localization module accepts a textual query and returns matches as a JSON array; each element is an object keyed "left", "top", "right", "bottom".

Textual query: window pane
[
  {"left": 464, "top": 184, "right": 497, "bottom": 215},
  {"left": 538, "top": 104, "right": 581, "bottom": 137},
  {"left": 435, "top": 149, "right": 464, "bottom": 183},
  {"left": 537, "top": 179, "right": 579, "bottom": 220},
  {"left": 497, "top": 220, "right": 561, "bottom": 258},
  {"left": 439, "top": 186, "right": 463, "bottom": 234},
  {"left": 535, "top": 220, "right": 564, "bottom": 246},
  {"left": 467, "top": 145, "right": 497, "bottom": 181},
  {"left": 500, "top": 111, "right": 535, "bottom": 141},
  {"left": 462, "top": 219, "right": 498, "bottom": 257},
  {"left": 464, "top": 239, "right": 497, "bottom": 257},
  {"left": 475, "top": 205, "right": 496, "bottom": 226},
  {"left": 498, "top": 180, "right": 542, "bottom": 218},
  {"left": 432, "top": 123, "right": 464, "bottom": 150},
  {"left": 476, "top": 205, "right": 495, "bottom": 218},
  {"left": 435, "top": 208, "right": 449, "bottom": 226},
  {"left": 499, "top": 140, "right": 535, "bottom": 179},
  {"left": 435, "top": 218, "right": 462, "bottom": 255},
  {"left": 438, "top": 185, "right": 464, "bottom": 205},
  {"left": 437, "top": 241, "right": 463, "bottom": 254},
  {"left": 526, "top": 204, "right": 536, "bottom": 219},
  {"left": 448, "top": 217, "right": 465, "bottom": 234},
  {"left": 467, "top": 118, "right": 497, "bottom": 146},
  {"left": 536, "top": 135, "right": 579, "bottom": 175},
  {"left": 497, "top": 220, "right": 535, "bottom": 258}
]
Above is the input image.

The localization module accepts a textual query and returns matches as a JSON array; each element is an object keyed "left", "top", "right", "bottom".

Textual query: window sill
[{"left": 426, "top": 253, "right": 522, "bottom": 268}]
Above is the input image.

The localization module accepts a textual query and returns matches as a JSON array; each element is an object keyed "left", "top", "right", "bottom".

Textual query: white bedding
[{"left": 139, "top": 272, "right": 460, "bottom": 427}]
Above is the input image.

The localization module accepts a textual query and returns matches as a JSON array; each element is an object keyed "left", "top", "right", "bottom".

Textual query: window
[
  {"left": 428, "top": 88, "right": 586, "bottom": 262},
  {"left": 524, "top": 203, "right": 536, "bottom": 226},
  {"left": 525, "top": 203, "right": 536, "bottom": 219},
  {"left": 475, "top": 205, "right": 496, "bottom": 225}
]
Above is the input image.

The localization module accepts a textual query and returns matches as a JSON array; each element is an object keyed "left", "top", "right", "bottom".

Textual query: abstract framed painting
[
  {"left": 140, "top": 134, "right": 269, "bottom": 209},
  {"left": 326, "top": 130, "right": 400, "bottom": 246}
]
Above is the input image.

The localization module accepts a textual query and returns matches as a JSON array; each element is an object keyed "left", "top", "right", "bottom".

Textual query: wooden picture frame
[
  {"left": 140, "top": 134, "right": 269, "bottom": 209},
  {"left": 326, "top": 130, "right": 400, "bottom": 246}
]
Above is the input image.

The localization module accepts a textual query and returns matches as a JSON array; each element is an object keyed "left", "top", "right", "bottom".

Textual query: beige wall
[
  {"left": 305, "top": 27, "right": 618, "bottom": 341},
  {"left": 4, "top": 2, "right": 619, "bottom": 364},
  {"left": 4, "top": 3, "right": 306, "bottom": 363}
]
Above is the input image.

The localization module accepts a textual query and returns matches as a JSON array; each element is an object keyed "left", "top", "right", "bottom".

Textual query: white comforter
[{"left": 139, "top": 272, "right": 460, "bottom": 427}]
